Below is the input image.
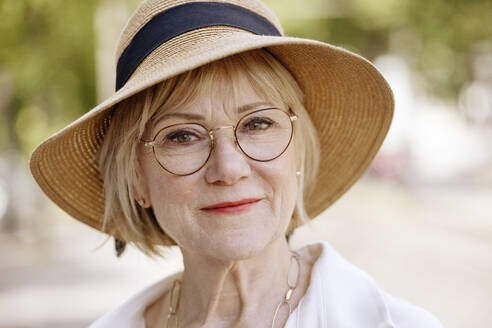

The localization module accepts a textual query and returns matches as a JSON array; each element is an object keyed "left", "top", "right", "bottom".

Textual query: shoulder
[
  {"left": 88, "top": 271, "right": 182, "bottom": 328},
  {"left": 296, "top": 242, "right": 443, "bottom": 327},
  {"left": 381, "top": 291, "right": 444, "bottom": 328}
]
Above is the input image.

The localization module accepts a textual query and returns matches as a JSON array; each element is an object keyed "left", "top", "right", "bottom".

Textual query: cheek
[
  {"left": 151, "top": 179, "right": 193, "bottom": 207},
  {"left": 148, "top": 176, "right": 200, "bottom": 243},
  {"left": 256, "top": 147, "right": 298, "bottom": 225},
  {"left": 279, "top": 161, "right": 298, "bottom": 221},
  {"left": 140, "top": 147, "right": 195, "bottom": 205},
  {"left": 141, "top": 155, "right": 198, "bottom": 238}
]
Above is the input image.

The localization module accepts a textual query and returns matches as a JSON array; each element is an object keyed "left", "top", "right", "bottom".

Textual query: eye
[
  {"left": 243, "top": 117, "right": 273, "bottom": 131},
  {"left": 153, "top": 123, "right": 209, "bottom": 149},
  {"left": 167, "top": 130, "right": 200, "bottom": 144}
]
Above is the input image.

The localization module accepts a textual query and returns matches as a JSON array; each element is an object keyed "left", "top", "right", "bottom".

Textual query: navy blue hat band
[{"left": 115, "top": 2, "right": 282, "bottom": 91}]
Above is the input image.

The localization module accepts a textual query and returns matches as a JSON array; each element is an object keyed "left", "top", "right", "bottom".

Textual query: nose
[{"left": 204, "top": 126, "right": 251, "bottom": 185}]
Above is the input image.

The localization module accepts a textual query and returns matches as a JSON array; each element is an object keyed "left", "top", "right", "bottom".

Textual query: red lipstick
[{"left": 201, "top": 198, "right": 262, "bottom": 214}]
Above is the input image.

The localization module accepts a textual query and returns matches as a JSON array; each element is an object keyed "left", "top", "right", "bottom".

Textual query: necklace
[{"left": 165, "top": 252, "right": 301, "bottom": 328}]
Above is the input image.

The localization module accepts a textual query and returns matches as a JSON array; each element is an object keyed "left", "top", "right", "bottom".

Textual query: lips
[{"left": 201, "top": 198, "right": 262, "bottom": 212}]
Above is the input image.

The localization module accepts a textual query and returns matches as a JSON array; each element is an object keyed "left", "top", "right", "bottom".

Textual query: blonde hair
[{"left": 98, "top": 48, "right": 320, "bottom": 257}]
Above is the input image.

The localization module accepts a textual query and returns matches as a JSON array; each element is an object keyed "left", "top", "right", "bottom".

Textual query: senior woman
[{"left": 29, "top": 0, "right": 443, "bottom": 327}]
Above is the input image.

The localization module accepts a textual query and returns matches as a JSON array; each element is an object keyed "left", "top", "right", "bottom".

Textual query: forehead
[
  {"left": 188, "top": 71, "right": 264, "bottom": 112},
  {"left": 149, "top": 60, "right": 284, "bottom": 127}
]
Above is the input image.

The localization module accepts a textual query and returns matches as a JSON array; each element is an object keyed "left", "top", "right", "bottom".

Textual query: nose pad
[
  {"left": 205, "top": 126, "right": 250, "bottom": 184},
  {"left": 210, "top": 125, "right": 238, "bottom": 153}
]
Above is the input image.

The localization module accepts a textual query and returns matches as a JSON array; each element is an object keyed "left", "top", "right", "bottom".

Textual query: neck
[{"left": 177, "top": 236, "right": 293, "bottom": 327}]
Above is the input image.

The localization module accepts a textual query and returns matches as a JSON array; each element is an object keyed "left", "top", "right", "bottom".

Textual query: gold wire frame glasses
[{"left": 140, "top": 107, "right": 297, "bottom": 176}]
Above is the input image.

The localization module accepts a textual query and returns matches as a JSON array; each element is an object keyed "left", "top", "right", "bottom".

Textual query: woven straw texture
[{"left": 29, "top": 0, "right": 394, "bottom": 235}]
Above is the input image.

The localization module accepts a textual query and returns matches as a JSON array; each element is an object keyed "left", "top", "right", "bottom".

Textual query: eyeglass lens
[{"left": 152, "top": 108, "right": 293, "bottom": 175}]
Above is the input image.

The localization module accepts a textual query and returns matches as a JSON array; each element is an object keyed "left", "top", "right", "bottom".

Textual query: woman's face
[{"left": 136, "top": 72, "right": 298, "bottom": 261}]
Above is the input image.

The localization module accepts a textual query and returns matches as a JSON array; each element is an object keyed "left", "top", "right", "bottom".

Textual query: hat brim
[{"left": 29, "top": 28, "right": 393, "bottom": 233}]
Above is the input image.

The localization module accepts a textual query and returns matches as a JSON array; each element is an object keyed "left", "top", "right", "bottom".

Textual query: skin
[{"left": 134, "top": 71, "right": 315, "bottom": 328}]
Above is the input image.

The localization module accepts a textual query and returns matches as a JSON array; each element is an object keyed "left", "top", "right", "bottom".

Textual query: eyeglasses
[{"left": 140, "top": 107, "right": 297, "bottom": 176}]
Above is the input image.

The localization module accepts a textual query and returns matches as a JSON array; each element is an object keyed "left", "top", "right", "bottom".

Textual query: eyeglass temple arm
[
  {"left": 139, "top": 140, "right": 156, "bottom": 147},
  {"left": 289, "top": 108, "right": 297, "bottom": 121}
]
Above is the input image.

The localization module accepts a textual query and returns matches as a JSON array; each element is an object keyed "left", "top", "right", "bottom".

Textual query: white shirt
[{"left": 89, "top": 242, "right": 443, "bottom": 327}]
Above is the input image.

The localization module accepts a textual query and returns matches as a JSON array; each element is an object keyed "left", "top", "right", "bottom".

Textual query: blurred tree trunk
[
  {"left": 95, "top": 0, "right": 135, "bottom": 102},
  {"left": 0, "top": 73, "right": 18, "bottom": 151}
]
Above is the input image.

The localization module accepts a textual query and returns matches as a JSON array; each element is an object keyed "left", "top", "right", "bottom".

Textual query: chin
[{"left": 195, "top": 228, "right": 279, "bottom": 261}]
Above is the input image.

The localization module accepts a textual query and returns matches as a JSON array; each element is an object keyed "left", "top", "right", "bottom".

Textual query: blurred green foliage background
[
  {"left": 0, "top": 2, "right": 491, "bottom": 327},
  {"left": 0, "top": 0, "right": 491, "bottom": 156}
]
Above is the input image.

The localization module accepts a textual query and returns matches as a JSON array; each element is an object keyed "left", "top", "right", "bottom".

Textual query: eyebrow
[{"left": 152, "top": 101, "right": 273, "bottom": 126}]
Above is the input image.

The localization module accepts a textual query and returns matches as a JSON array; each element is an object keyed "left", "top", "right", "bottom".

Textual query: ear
[{"left": 130, "top": 168, "right": 151, "bottom": 208}]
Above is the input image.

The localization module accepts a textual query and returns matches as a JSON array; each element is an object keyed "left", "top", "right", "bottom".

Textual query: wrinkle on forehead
[
  {"left": 150, "top": 74, "right": 256, "bottom": 130},
  {"left": 149, "top": 62, "right": 236, "bottom": 129},
  {"left": 157, "top": 61, "right": 241, "bottom": 115},
  {"left": 145, "top": 51, "right": 287, "bottom": 134}
]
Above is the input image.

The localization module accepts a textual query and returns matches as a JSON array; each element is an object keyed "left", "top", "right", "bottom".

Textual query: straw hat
[{"left": 29, "top": 0, "right": 394, "bottom": 235}]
